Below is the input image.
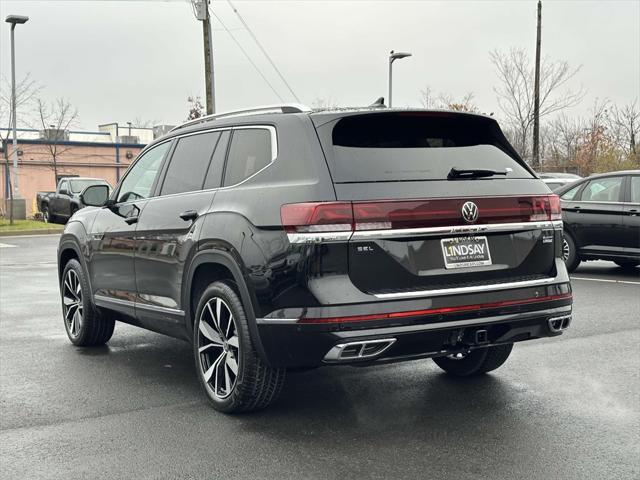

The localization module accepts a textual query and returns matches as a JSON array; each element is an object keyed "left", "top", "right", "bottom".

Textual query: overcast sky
[{"left": 1, "top": 0, "right": 638, "bottom": 130}]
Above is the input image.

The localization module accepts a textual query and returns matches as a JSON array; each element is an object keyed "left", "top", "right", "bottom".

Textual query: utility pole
[
  {"left": 533, "top": 0, "right": 542, "bottom": 169},
  {"left": 192, "top": 1, "right": 216, "bottom": 115}
]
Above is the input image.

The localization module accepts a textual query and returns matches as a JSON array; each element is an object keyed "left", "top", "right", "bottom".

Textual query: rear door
[
  {"left": 622, "top": 175, "right": 640, "bottom": 254},
  {"left": 133, "top": 129, "right": 229, "bottom": 335},
  {"left": 314, "top": 112, "right": 559, "bottom": 296},
  {"left": 566, "top": 175, "right": 626, "bottom": 256}
]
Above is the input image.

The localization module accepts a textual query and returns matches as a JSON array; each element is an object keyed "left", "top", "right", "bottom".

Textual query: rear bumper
[{"left": 256, "top": 282, "right": 572, "bottom": 368}]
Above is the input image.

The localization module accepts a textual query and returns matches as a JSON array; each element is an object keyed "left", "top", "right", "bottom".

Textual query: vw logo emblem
[{"left": 461, "top": 201, "right": 479, "bottom": 223}]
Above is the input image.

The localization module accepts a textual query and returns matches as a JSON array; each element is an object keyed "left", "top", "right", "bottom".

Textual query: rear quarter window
[
  {"left": 324, "top": 113, "right": 532, "bottom": 183},
  {"left": 223, "top": 128, "right": 273, "bottom": 186}
]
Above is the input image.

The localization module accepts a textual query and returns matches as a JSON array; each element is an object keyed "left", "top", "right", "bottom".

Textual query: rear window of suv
[{"left": 324, "top": 113, "right": 533, "bottom": 183}]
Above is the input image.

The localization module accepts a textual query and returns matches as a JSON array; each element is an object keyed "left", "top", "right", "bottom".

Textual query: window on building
[
  {"left": 117, "top": 141, "right": 170, "bottom": 203},
  {"left": 161, "top": 131, "right": 220, "bottom": 196},
  {"left": 203, "top": 130, "right": 230, "bottom": 190},
  {"left": 223, "top": 129, "right": 273, "bottom": 186}
]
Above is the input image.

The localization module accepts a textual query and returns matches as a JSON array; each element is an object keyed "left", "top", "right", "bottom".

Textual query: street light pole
[
  {"left": 388, "top": 50, "right": 412, "bottom": 108},
  {"left": 6, "top": 15, "right": 29, "bottom": 198}
]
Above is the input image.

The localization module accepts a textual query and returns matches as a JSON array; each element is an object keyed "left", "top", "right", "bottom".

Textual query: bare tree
[
  {"left": 34, "top": 98, "right": 79, "bottom": 184},
  {"left": 608, "top": 100, "right": 639, "bottom": 161},
  {"left": 131, "top": 117, "right": 159, "bottom": 128},
  {"left": 311, "top": 97, "right": 338, "bottom": 109},
  {"left": 187, "top": 96, "right": 205, "bottom": 121},
  {"left": 419, "top": 87, "right": 479, "bottom": 112},
  {"left": 0, "top": 73, "right": 41, "bottom": 223},
  {"left": 490, "top": 48, "right": 586, "bottom": 165}
]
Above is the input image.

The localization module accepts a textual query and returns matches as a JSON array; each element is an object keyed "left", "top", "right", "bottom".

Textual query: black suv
[
  {"left": 58, "top": 105, "right": 572, "bottom": 413},
  {"left": 557, "top": 170, "right": 640, "bottom": 271}
]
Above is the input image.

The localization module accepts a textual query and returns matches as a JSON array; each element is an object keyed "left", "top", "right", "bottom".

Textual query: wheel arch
[
  {"left": 184, "top": 250, "right": 270, "bottom": 365},
  {"left": 58, "top": 226, "right": 93, "bottom": 298}
]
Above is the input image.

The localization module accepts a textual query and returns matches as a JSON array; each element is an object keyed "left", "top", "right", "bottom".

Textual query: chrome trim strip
[
  {"left": 286, "top": 231, "right": 352, "bottom": 244},
  {"left": 287, "top": 220, "right": 563, "bottom": 244},
  {"left": 94, "top": 294, "right": 184, "bottom": 316},
  {"left": 352, "top": 221, "right": 562, "bottom": 240},
  {"left": 94, "top": 295, "right": 135, "bottom": 308},
  {"left": 136, "top": 303, "right": 185, "bottom": 316},
  {"left": 256, "top": 318, "right": 300, "bottom": 325},
  {"left": 373, "top": 277, "right": 558, "bottom": 300}
]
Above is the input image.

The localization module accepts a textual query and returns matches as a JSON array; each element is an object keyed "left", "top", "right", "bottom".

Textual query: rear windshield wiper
[{"left": 448, "top": 167, "right": 513, "bottom": 180}]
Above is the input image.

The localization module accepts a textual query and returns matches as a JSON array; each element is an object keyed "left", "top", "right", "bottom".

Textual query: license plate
[{"left": 441, "top": 236, "right": 492, "bottom": 269}]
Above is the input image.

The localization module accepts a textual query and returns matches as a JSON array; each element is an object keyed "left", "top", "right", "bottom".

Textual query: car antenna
[{"left": 368, "top": 97, "right": 387, "bottom": 108}]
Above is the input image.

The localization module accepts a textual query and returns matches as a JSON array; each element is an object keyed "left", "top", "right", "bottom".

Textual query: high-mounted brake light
[{"left": 281, "top": 195, "right": 562, "bottom": 234}]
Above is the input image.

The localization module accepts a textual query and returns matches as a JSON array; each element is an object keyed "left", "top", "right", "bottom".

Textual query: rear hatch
[{"left": 312, "top": 111, "right": 560, "bottom": 296}]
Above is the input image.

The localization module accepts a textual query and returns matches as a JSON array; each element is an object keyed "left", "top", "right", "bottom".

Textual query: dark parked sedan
[{"left": 557, "top": 170, "right": 640, "bottom": 271}]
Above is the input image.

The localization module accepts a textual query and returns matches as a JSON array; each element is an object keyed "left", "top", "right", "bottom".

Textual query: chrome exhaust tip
[
  {"left": 548, "top": 314, "right": 572, "bottom": 333},
  {"left": 324, "top": 338, "right": 397, "bottom": 362}
]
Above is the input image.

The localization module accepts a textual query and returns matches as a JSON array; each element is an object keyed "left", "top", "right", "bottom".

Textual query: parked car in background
[
  {"left": 557, "top": 170, "right": 640, "bottom": 271},
  {"left": 37, "top": 177, "right": 112, "bottom": 224},
  {"left": 57, "top": 105, "right": 572, "bottom": 413},
  {"left": 538, "top": 172, "right": 582, "bottom": 192}
]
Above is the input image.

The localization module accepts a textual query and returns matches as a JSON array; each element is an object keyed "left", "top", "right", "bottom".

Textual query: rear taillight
[
  {"left": 281, "top": 195, "right": 561, "bottom": 233},
  {"left": 280, "top": 202, "right": 353, "bottom": 233}
]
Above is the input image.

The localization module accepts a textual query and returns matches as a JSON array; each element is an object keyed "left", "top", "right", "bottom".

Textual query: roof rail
[{"left": 170, "top": 103, "right": 311, "bottom": 132}]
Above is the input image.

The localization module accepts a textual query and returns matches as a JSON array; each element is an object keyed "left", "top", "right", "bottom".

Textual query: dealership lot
[{"left": 1, "top": 234, "right": 638, "bottom": 480}]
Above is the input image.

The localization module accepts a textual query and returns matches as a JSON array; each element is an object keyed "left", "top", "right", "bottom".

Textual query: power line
[
  {"left": 209, "top": 7, "right": 285, "bottom": 102},
  {"left": 226, "top": 0, "right": 300, "bottom": 102}
]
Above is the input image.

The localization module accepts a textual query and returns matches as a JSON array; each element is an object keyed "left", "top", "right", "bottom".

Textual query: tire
[
  {"left": 61, "top": 259, "right": 115, "bottom": 346},
  {"left": 432, "top": 343, "right": 514, "bottom": 377},
  {"left": 193, "top": 281, "right": 286, "bottom": 413},
  {"left": 562, "top": 232, "right": 580, "bottom": 272},
  {"left": 42, "top": 204, "right": 55, "bottom": 224},
  {"left": 614, "top": 260, "right": 639, "bottom": 270}
]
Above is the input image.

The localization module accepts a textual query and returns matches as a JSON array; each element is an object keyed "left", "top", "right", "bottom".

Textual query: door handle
[
  {"left": 125, "top": 215, "right": 139, "bottom": 225},
  {"left": 179, "top": 210, "right": 199, "bottom": 222}
]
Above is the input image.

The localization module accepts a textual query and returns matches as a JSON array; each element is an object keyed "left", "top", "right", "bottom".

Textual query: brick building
[{"left": 1, "top": 123, "right": 171, "bottom": 217}]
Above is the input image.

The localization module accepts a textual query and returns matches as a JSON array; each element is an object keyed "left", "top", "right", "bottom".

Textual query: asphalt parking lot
[{"left": 1, "top": 234, "right": 639, "bottom": 480}]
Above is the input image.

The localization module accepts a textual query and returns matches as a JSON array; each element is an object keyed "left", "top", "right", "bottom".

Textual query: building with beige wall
[{"left": 0, "top": 124, "right": 168, "bottom": 217}]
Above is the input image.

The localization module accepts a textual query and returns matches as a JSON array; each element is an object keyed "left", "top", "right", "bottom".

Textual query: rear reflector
[
  {"left": 297, "top": 292, "right": 572, "bottom": 324},
  {"left": 281, "top": 195, "right": 562, "bottom": 233}
]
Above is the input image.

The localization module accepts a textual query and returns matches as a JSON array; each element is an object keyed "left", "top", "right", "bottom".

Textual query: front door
[
  {"left": 88, "top": 140, "right": 172, "bottom": 318},
  {"left": 134, "top": 130, "right": 229, "bottom": 337}
]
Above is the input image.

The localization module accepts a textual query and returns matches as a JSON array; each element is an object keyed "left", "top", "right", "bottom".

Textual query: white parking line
[
  {"left": 571, "top": 276, "right": 640, "bottom": 286},
  {"left": 0, "top": 242, "right": 18, "bottom": 248}
]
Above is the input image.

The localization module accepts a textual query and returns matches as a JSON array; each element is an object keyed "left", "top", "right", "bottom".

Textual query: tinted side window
[
  {"left": 561, "top": 184, "right": 581, "bottom": 201},
  {"left": 161, "top": 131, "right": 220, "bottom": 196},
  {"left": 223, "top": 129, "right": 272, "bottom": 186},
  {"left": 203, "top": 130, "right": 230, "bottom": 190},
  {"left": 59, "top": 180, "right": 69, "bottom": 193},
  {"left": 630, "top": 176, "right": 640, "bottom": 204},
  {"left": 581, "top": 176, "right": 624, "bottom": 202},
  {"left": 117, "top": 142, "right": 170, "bottom": 203}
]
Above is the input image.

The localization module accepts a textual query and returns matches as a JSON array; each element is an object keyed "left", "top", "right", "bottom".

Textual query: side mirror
[
  {"left": 81, "top": 184, "right": 110, "bottom": 207},
  {"left": 59, "top": 188, "right": 69, "bottom": 196}
]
